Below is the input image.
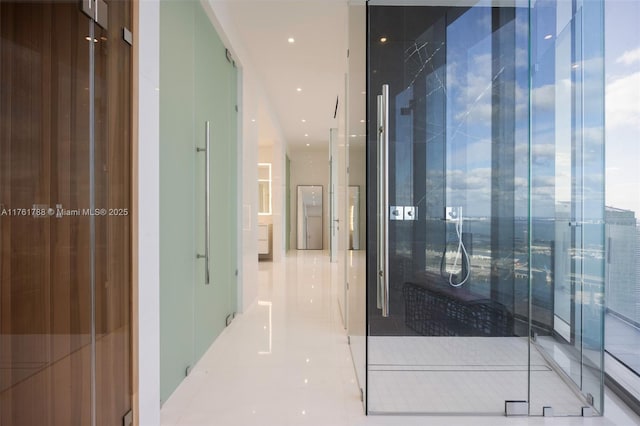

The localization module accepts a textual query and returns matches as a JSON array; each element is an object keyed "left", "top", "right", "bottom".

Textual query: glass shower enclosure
[{"left": 363, "top": 0, "right": 605, "bottom": 416}]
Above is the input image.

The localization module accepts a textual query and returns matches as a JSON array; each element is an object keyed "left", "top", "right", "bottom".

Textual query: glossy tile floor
[
  {"left": 161, "top": 251, "right": 640, "bottom": 426},
  {"left": 368, "top": 337, "right": 585, "bottom": 415}
]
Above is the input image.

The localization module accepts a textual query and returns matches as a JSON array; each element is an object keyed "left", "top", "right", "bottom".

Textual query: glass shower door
[
  {"left": 367, "top": 1, "right": 530, "bottom": 414},
  {"left": 366, "top": 0, "right": 604, "bottom": 416},
  {"left": 529, "top": 0, "right": 606, "bottom": 415}
]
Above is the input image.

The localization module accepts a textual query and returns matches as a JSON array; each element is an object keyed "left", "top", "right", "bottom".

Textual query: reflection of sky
[
  {"left": 440, "top": 2, "right": 623, "bottom": 220},
  {"left": 391, "top": 2, "right": 631, "bottom": 220},
  {"left": 445, "top": 6, "right": 530, "bottom": 217},
  {"left": 605, "top": 1, "right": 640, "bottom": 217}
]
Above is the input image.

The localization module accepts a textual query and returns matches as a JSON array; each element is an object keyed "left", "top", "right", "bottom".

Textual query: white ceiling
[{"left": 220, "top": 0, "right": 349, "bottom": 149}]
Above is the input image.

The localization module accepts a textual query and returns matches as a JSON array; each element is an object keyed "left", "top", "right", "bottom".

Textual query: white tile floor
[
  {"left": 161, "top": 251, "right": 640, "bottom": 426},
  {"left": 367, "top": 337, "right": 587, "bottom": 415}
]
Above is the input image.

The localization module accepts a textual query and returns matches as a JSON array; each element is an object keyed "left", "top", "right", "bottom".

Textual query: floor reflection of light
[{"left": 257, "top": 301, "right": 272, "bottom": 355}]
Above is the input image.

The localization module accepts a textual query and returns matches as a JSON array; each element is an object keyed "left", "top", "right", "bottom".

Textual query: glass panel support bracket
[
  {"left": 505, "top": 401, "right": 528, "bottom": 416},
  {"left": 123, "top": 28, "right": 133, "bottom": 46},
  {"left": 123, "top": 410, "right": 133, "bottom": 426},
  {"left": 81, "top": 0, "right": 108, "bottom": 29}
]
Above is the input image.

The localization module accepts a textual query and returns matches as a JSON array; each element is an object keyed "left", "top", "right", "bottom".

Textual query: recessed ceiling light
[
  {"left": 350, "top": 134, "right": 357, "bottom": 138},
  {"left": 544, "top": 34, "right": 553, "bottom": 40},
  {"left": 296, "top": 88, "right": 302, "bottom": 92},
  {"left": 306, "top": 143, "right": 310, "bottom": 146},
  {"left": 251, "top": 118, "right": 256, "bottom": 122},
  {"left": 380, "top": 37, "right": 388, "bottom": 43},
  {"left": 304, "top": 133, "right": 309, "bottom": 137},
  {"left": 288, "top": 37, "right": 295, "bottom": 44},
  {"left": 301, "top": 119, "right": 306, "bottom": 123},
  {"left": 360, "top": 119, "right": 365, "bottom": 123}
]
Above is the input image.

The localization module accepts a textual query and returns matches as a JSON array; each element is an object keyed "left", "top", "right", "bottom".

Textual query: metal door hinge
[
  {"left": 122, "top": 410, "right": 133, "bottom": 426},
  {"left": 123, "top": 28, "right": 133, "bottom": 46},
  {"left": 505, "top": 401, "right": 528, "bottom": 416},
  {"left": 226, "top": 312, "right": 236, "bottom": 327},
  {"left": 81, "top": 0, "right": 108, "bottom": 29}
]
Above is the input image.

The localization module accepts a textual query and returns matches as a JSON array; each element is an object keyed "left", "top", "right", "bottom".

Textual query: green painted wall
[{"left": 160, "top": 0, "right": 238, "bottom": 403}]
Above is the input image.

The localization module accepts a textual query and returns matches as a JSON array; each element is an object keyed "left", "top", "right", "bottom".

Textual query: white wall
[
  {"left": 348, "top": 144, "right": 366, "bottom": 249},
  {"left": 204, "top": 0, "right": 288, "bottom": 307},
  {"left": 136, "top": 1, "right": 289, "bottom": 421},
  {"left": 137, "top": 0, "right": 160, "bottom": 424},
  {"left": 289, "top": 146, "right": 330, "bottom": 250},
  {"left": 240, "top": 68, "right": 260, "bottom": 310}
]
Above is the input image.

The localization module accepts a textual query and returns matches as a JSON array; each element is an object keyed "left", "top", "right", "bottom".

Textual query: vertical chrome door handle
[
  {"left": 377, "top": 85, "right": 389, "bottom": 317},
  {"left": 197, "top": 121, "right": 211, "bottom": 284}
]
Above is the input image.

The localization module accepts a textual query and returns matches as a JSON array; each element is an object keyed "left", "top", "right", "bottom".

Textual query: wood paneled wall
[{"left": 0, "top": 1, "right": 132, "bottom": 425}]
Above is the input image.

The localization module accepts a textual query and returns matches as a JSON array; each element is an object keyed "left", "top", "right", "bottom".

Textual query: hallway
[{"left": 160, "top": 252, "right": 640, "bottom": 426}]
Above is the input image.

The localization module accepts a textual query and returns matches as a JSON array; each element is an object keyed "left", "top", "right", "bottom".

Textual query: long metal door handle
[
  {"left": 381, "top": 84, "right": 389, "bottom": 317},
  {"left": 376, "top": 94, "right": 383, "bottom": 311},
  {"left": 377, "top": 85, "right": 390, "bottom": 317},
  {"left": 196, "top": 121, "right": 211, "bottom": 285}
]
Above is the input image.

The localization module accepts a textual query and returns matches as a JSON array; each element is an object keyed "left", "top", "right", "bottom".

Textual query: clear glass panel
[
  {"left": 367, "top": 1, "right": 529, "bottom": 414},
  {"left": 367, "top": 0, "right": 604, "bottom": 416},
  {"left": 94, "top": 1, "right": 133, "bottom": 423},
  {"left": 346, "top": 1, "right": 367, "bottom": 410},
  {"left": 1, "top": 1, "right": 132, "bottom": 424},
  {"left": 604, "top": 0, "right": 640, "bottom": 405},
  {"left": 0, "top": 3, "right": 91, "bottom": 424},
  {"left": 529, "top": 0, "right": 605, "bottom": 415}
]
